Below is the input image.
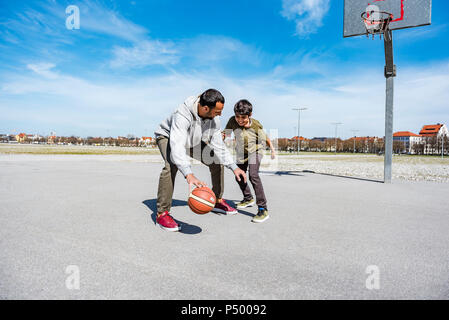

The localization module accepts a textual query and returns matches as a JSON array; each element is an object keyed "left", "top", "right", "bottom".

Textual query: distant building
[
  {"left": 418, "top": 124, "right": 448, "bottom": 154},
  {"left": 140, "top": 136, "right": 154, "bottom": 146},
  {"left": 47, "top": 135, "right": 56, "bottom": 144},
  {"left": 348, "top": 136, "right": 378, "bottom": 143},
  {"left": 291, "top": 136, "right": 309, "bottom": 150},
  {"left": 15, "top": 133, "right": 27, "bottom": 143},
  {"left": 419, "top": 123, "right": 448, "bottom": 138},
  {"left": 291, "top": 136, "right": 308, "bottom": 141},
  {"left": 393, "top": 131, "right": 422, "bottom": 154},
  {"left": 311, "top": 137, "right": 330, "bottom": 142},
  {"left": 347, "top": 136, "right": 381, "bottom": 153}
]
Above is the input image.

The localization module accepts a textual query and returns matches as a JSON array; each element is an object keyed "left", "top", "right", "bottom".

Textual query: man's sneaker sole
[
  {"left": 212, "top": 208, "right": 238, "bottom": 215},
  {"left": 157, "top": 222, "right": 181, "bottom": 232},
  {"left": 236, "top": 200, "right": 255, "bottom": 209},
  {"left": 252, "top": 215, "right": 270, "bottom": 223}
]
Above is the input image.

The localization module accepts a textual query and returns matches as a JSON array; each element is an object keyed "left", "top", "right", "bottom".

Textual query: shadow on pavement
[
  {"left": 142, "top": 199, "right": 202, "bottom": 235},
  {"left": 261, "top": 170, "right": 383, "bottom": 183},
  {"left": 259, "top": 170, "right": 304, "bottom": 177},
  {"left": 227, "top": 199, "right": 256, "bottom": 218},
  {"left": 311, "top": 172, "right": 383, "bottom": 183}
]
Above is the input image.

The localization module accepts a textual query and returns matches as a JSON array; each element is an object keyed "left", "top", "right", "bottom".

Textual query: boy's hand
[
  {"left": 271, "top": 150, "right": 276, "bottom": 159},
  {"left": 186, "top": 174, "right": 207, "bottom": 188},
  {"left": 233, "top": 168, "right": 247, "bottom": 183}
]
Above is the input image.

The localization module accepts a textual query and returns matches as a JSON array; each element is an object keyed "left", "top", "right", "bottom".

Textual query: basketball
[{"left": 188, "top": 186, "right": 216, "bottom": 214}]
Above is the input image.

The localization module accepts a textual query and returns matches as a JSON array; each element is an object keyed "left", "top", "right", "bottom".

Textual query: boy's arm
[
  {"left": 255, "top": 120, "right": 276, "bottom": 159},
  {"left": 266, "top": 136, "right": 276, "bottom": 159}
]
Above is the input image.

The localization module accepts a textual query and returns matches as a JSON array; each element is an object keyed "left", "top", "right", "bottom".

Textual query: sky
[{"left": 0, "top": 0, "right": 448, "bottom": 139}]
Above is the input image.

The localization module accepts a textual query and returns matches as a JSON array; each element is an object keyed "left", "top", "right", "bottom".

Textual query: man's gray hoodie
[{"left": 155, "top": 95, "right": 238, "bottom": 177}]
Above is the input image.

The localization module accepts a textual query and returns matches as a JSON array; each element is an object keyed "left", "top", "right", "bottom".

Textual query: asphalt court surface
[{"left": 1, "top": 157, "right": 448, "bottom": 299}]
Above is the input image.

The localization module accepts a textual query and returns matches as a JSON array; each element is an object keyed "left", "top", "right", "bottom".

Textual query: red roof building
[
  {"left": 291, "top": 136, "right": 309, "bottom": 141},
  {"left": 419, "top": 124, "right": 444, "bottom": 137},
  {"left": 393, "top": 131, "right": 421, "bottom": 138},
  {"left": 348, "top": 136, "right": 378, "bottom": 143}
]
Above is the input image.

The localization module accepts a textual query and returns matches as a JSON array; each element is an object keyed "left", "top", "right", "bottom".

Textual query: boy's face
[{"left": 235, "top": 113, "right": 251, "bottom": 127}]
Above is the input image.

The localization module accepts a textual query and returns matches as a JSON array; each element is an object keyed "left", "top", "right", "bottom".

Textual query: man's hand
[
  {"left": 186, "top": 174, "right": 207, "bottom": 188},
  {"left": 270, "top": 149, "right": 276, "bottom": 159},
  {"left": 233, "top": 168, "right": 247, "bottom": 183}
]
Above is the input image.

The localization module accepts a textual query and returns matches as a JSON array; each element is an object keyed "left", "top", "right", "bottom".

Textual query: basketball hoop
[{"left": 361, "top": 10, "right": 393, "bottom": 39}]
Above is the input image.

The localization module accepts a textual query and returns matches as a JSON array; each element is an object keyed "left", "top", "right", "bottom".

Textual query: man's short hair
[
  {"left": 234, "top": 99, "right": 253, "bottom": 115},
  {"left": 199, "top": 89, "right": 225, "bottom": 109}
]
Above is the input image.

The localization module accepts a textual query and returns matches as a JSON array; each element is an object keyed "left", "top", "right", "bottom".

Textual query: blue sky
[{"left": 0, "top": 0, "right": 448, "bottom": 139}]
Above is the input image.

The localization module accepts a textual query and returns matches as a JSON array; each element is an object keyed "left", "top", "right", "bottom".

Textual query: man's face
[
  {"left": 235, "top": 113, "right": 251, "bottom": 127},
  {"left": 199, "top": 102, "right": 224, "bottom": 119}
]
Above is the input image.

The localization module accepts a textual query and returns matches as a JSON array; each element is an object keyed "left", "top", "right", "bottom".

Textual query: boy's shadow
[
  {"left": 228, "top": 200, "right": 256, "bottom": 218},
  {"left": 142, "top": 199, "right": 202, "bottom": 235}
]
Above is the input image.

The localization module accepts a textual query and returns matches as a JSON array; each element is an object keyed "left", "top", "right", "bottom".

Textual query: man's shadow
[{"left": 142, "top": 199, "right": 202, "bottom": 235}]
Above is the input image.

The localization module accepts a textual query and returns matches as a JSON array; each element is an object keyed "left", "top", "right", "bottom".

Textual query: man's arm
[
  {"left": 169, "top": 112, "right": 194, "bottom": 177},
  {"left": 170, "top": 113, "right": 207, "bottom": 187}
]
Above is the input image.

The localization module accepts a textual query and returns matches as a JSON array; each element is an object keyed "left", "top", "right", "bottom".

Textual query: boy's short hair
[
  {"left": 234, "top": 99, "right": 253, "bottom": 115},
  {"left": 199, "top": 89, "right": 225, "bottom": 109}
]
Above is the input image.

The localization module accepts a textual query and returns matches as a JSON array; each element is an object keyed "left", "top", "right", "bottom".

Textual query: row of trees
[
  {"left": 1, "top": 135, "right": 156, "bottom": 147},
  {"left": 275, "top": 138, "right": 385, "bottom": 154},
  {"left": 57, "top": 136, "right": 156, "bottom": 147},
  {"left": 276, "top": 136, "right": 449, "bottom": 155}
]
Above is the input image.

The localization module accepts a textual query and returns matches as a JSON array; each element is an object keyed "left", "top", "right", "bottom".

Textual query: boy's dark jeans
[{"left": 236, "top": 153, "right": 267, "bottom": 209}]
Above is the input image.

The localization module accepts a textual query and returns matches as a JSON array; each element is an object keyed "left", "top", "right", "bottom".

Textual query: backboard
[{"left": 344, "top": 0, "right": 432, "bottom": 37}]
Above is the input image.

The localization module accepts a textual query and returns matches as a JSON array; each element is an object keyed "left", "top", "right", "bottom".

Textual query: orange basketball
[{"left": 188, "top": 186, "right": 216, "bottom": 214}]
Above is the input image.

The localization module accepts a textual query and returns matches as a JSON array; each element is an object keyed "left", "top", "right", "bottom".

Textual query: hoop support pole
[{"left": 383, "top": 28, "right": 396, "bottom": 183}]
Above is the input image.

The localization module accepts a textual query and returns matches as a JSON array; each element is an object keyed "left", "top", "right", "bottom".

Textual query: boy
[{"left": 224, "top": 99, "right": 276, "bottom": 223}]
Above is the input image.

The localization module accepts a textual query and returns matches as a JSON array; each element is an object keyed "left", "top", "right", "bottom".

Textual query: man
[{"left": 154, "top": 89, "right": 247, "bottom": 232}]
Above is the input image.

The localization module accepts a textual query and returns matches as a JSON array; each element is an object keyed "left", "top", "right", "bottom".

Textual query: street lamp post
[
  {"left": 351, "top": 129, "right": 359, "bottom": 153},
  {"left": 331, "top": 122, "right": 343, "bottom": 155},
  {"left": 292, "top": 107, "right": 307, "bottom": 154}
]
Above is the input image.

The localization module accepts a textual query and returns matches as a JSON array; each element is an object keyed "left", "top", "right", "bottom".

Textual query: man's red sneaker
[
  {"left": 156, "top": 211, "right": 180, "bottom": 232},
  {"left": 212, "top": 199, "right": 238, "bottom": 215}
]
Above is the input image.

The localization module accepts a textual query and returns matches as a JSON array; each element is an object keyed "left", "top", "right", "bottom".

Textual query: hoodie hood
[{"left": 184, "top": 95, "right": 200, "bottom": 120}]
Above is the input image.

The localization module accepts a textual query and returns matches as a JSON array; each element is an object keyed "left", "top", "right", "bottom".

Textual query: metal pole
[
  {"left": 331, "top": 123, "right": 342, "bottom": 154},
  {"left": 351, "top": 129, "right": 359, "bottom": 153},
  {"left": 292, "top": 108, "right": 307, "bottom": 154},
  {"left": 331, "top": 122, "right": 342, "bottom": 154},
  {"left": 442, "top": 135, "right": 444, "bottom": 159},
  {"left": 297, "top": 110, "right": 300, "bottom": 153},
  {"left": 384, "top": 76, "right": 394, "bottom": 183},
  {"left": 383, "top": 29, "right": 396, "bottom": 184}
]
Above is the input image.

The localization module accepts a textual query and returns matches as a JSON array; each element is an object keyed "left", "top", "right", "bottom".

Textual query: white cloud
[
  {"left": 1, "top": 60, "right": 448, "bottom": 138},
  {"left": 26, "top": 63, "right": 58, "bottom": 79},
  {"left": 109, "top": 35, "right": 264, "bottom": 70},
  {"left": 110, "top": 40, "right": 179, "bottom": 69},
  {"left": 181, "top": 35, "right": 263, "bottom": 66},
  {"left": 281, "top": 0, "right": 330, "bottom": 37}
]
